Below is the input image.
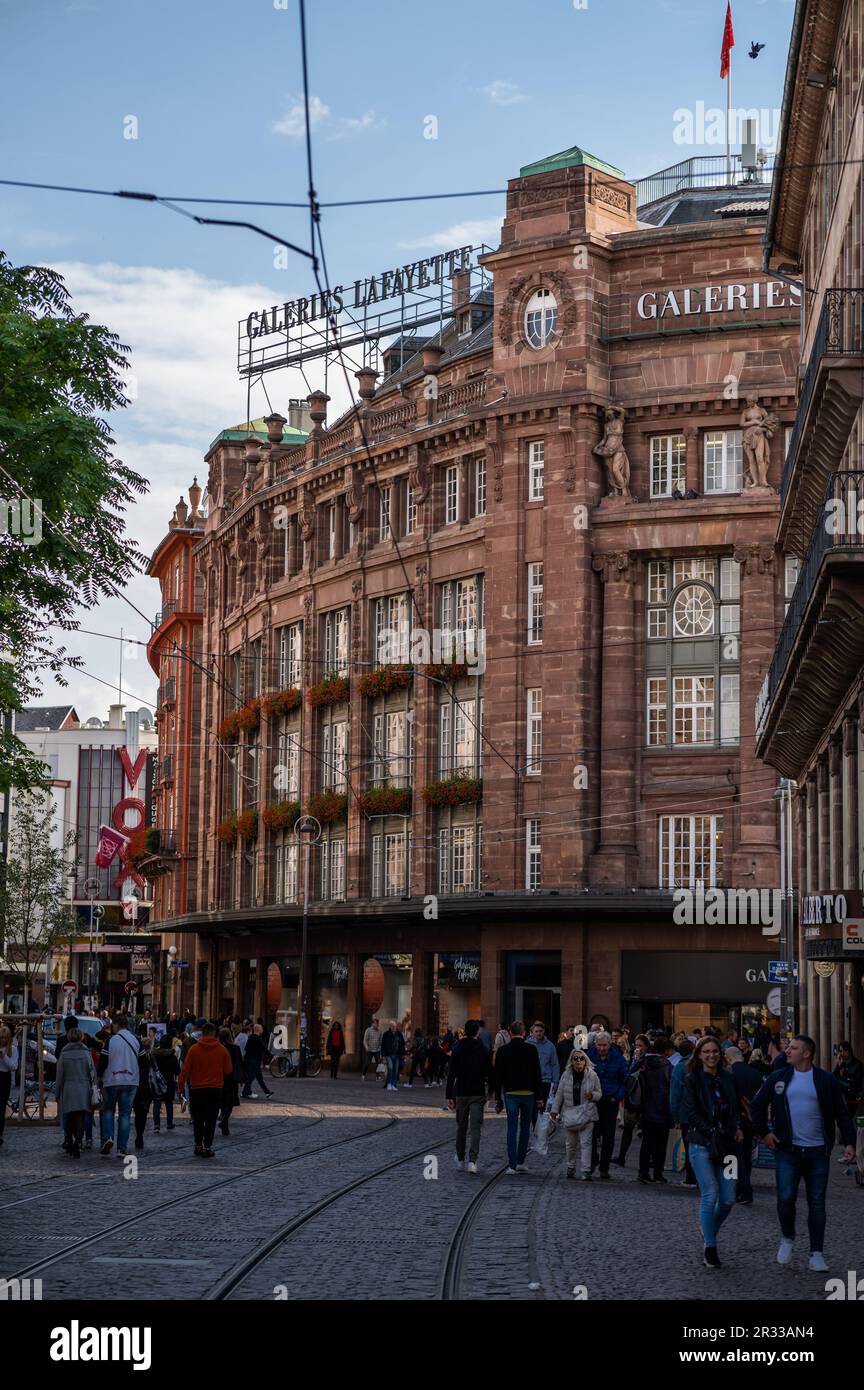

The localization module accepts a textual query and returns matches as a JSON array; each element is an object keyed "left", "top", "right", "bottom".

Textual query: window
[
  {"left": 322, "top": 608, "right": 349, "bottom": 676},
  {"left": 704, "top": 431, "right": 743, "bottom": 493},
  {"left": 526, "top": 689, "right": 542, "bottom": 774},
  {"left": 524, "top": 288, "right": 557, "bottom": 349},
  {"left": 474, "top": 456, "right": 486, "bottom": 516},
  {"left": 445, "top": 464, "right": 459, "bottom": 525},
  {"left": 658, "top": 814, "right": 723, "bottom": 889},
  {"left": 379, "top": 485, "right": 391, "bottom": 543},
  {"left": 438, "top": 825, "right": 481, "bottom": 895},
  {"left": 327, "top": 502, "right": 338, "bottom": 560},
  {"left": 437, "top": 575, "right": 484, "bottom": 664},
  {"left": 278, "top": 622, "right": 303, "bottom": 688},
  {"left": 276, "top": 728, "right": 301, "bottom": 798},
  {"left": 373, "top": 592, "right": 410, "bottom": 666},
  {"left": 322, "top": 720, "right": 348, "bottom": 790},
  {"left": 645, "top": 557, "right": 739, "bottom": 747},
  {"left": 406, "top": 481, "right": 417, "bottom": 534},
  {"left": 373, "top": 710, "right": 411, "bottom": 785},
  {"left": 650, "top": 434, "right": 686, "bottom": 498},
  {"left": 784, "top": 555, "right": 800, "bottom": 614},
  {"left": 320, "top": 839, "right": 346, "bottom": 901},
  {"left": 525, "top": 819, "right": 541, "bottom": 891},
  {"left": 439, "top": 695, "right": 482, "bottom": 776},
  {"left": 527, "top": 563, "right": 544, "bottom": 644},
  {"left": 458, "top": 309, "right": 472, "bottom": 339},
  {"left": 274, "top": 839, "right": 299, "bottom": 903},
  {"left": 528, "top": 441, "right": 545, "bottom": 501},
  {"left": 371, "top": 831, "right": 410, "bottom": 897}
]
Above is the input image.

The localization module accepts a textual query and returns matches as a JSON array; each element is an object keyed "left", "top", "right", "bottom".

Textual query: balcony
[
  {"left": 159, "top": 754, "right": 174, "bottom": 784},
  {"left": 158, "top": 677, "right": 176, "bottom": 708},
  {"left": 756, "top": 471, "right": 864, "bottom": 775},
  {"left": 152, "top": 598, "right": 177, "bottom": 629},
  {"left": 780, "top": 288, "right": 864, "bottom": 555},
  {"left": 634, "top": 154, "right": 773, "bottom": 212}
]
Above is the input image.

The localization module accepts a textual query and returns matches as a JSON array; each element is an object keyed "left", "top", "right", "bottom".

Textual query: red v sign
[{"left": 119, "top": 747, "right": 148, "bottom": 789}]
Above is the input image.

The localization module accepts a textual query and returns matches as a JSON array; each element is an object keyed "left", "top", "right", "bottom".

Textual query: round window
[
  {"left": 673, "top": 584, "right": 714, "bottom": 637},
  {"left": 524, "top": 288, "right": 558, "bottom": 349}
]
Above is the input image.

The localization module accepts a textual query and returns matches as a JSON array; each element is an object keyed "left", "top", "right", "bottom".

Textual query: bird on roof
[{"left": 748, "top": 42, "right": 765, "bottom": 59}]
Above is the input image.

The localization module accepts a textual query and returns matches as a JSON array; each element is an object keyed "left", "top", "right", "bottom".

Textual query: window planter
[
  {"left": 262, "top": 687, "right": 302, "bottom": 719},
  {"left": 126, "top": 826, "right": 159, "bottom": 868},
  {"left": 236, "top": 698, "right": 262, "bottom": 732},
  {"left": 262, "top": 800, "right": 301, "bottom": 832},
  {"left": 422, "top": 775, "right": 482, "bottom": 808},
  {"left": 235, "top": 810, "right": 259, "bottom": 840},
  {"left": 359, "top": 785, "right": 412, "bottom": 816},
  {"left": 307, "top": 791, "right": 349, "bottom": 824},
  {"left": 307, "top": 675, "right": 350, "bottom": 708},
  {"left": 218, "top": 814, "right": 239, "bottom": 844},
  {"left": 425, "top": 661, "right": 470, "bottom": 682},
  {"left": 359, "top": 665, "right": 413, "bottom": 699},
  {"left": 219, "top": 711, "right": 241, "bottom": 740}
]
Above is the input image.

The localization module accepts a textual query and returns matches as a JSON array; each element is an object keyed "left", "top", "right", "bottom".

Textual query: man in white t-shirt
[{"left": 751, "top": 1034, "right": 855, "bottom": 1272}]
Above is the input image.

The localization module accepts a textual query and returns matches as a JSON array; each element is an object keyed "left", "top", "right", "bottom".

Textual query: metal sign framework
[{"left": 237, "top": 245, "right": 493, "bottom": 379}]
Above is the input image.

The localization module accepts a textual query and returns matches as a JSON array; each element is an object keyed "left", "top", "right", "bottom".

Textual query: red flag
[
  {"left": 94, "top": 823, "right": 128, "bottom": 868},
  {"left": 720, "top": 2, "right": 734, "bottom": 79}
]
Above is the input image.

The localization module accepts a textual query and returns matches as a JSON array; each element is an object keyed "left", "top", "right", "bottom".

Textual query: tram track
[{"left": 6, "top": 1109, "right": 400, "bottom": 1284}]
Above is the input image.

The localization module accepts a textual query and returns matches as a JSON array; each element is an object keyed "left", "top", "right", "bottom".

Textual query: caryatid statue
[
  {"left": 593, "top": 406, "right": 632, "bottom": 500},
  {"left": 740, "top": 396, "right": 779, "bottom": 490}
]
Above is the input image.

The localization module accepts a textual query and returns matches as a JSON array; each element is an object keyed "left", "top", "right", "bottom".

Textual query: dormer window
[
  {"left": 524, "top": 288, "right": 558, "bottom": 349},
  {"left": 458, "top": 309, "right": 472, "bottom": 339}
]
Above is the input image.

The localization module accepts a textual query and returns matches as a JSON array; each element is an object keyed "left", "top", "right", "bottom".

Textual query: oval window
[{"left": 524, "top": 288, "right": 558, "bottom": 348}]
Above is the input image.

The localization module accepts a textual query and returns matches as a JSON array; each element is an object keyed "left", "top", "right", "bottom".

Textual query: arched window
[{"left": 524, "top": 288, "right": 558, "bottom": 348}]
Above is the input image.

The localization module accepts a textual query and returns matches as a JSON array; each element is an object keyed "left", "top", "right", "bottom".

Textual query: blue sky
[{"left": 0, "top": 0, "right": 796, "bottom": 717}]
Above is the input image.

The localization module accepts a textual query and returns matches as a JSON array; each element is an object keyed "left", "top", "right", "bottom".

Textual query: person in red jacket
[{"left": 178, "top": 1023, "right": 232, "bottom": 1157}]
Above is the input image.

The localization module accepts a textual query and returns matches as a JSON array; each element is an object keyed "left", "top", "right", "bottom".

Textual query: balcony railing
[
  {"left": 159, "top": 754, "right": 174, "bottom": 783},
  {"left": 781, "top": 288, "right": 864, "bottom": 505},
  {"left": 634, "top": 155, "right": 773, "bottom": 209},
  {"left": 757, "top": 470, "right": 864, "bottom": 736},
  {"left": 153, "top": 598, "right": 177, "bottom": 629},
  {"left": 158, "top": 677, "right": 176, "bottom": 707}
]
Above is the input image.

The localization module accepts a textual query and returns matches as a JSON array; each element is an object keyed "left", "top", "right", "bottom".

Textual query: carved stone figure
[
  {"left": 593, "top": 406, "right": 632, "bottom": 500},
  {"left": 740, "top": 396, "right": 778, "bottom": 489}
]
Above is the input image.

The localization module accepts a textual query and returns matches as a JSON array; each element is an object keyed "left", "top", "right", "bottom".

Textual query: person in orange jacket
[{"left": 178, "top": 1023, "right": 233, "bottom": 1157}]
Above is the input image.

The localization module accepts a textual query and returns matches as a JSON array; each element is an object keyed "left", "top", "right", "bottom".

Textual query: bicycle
[{"left": 268, "top": 1048, "right": 323, "bottom": 1079}]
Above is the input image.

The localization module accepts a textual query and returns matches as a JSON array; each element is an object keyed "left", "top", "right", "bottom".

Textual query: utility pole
[{"left": 294, "top": 815, "right": 320, "bottom": 1076}]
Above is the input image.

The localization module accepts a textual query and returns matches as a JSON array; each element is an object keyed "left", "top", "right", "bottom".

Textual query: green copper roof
[
  {"left": 206, "top": 417, "right": 308, "bottom": 455},
  {"left": 519, "top": 146, "right": 625, "bottom": 179}
]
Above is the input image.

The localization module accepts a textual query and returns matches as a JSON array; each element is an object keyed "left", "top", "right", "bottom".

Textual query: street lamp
[
  {"left": 293, "top": 815, "right": 321, "bottom": 1077},
  {"left": 83, "top": 876, "right": 101, "bottom": 1013}
]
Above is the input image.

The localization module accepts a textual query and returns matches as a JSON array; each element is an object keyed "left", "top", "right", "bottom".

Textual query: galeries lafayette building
[{"left": 151, "top": 145, "right": 801, "bottom": 1058}]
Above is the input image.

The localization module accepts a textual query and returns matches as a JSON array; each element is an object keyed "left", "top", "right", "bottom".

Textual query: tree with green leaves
[
  {"left": 0, "top": 252, "right": 148, "bottom": 790},
  {"left": 0, "top": 787, "right": 78, "bottom": 1008}
]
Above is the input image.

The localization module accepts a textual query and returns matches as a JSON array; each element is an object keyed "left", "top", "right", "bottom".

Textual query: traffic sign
[
  {"left": 61, "top": 980, "right": 77, "bottom": 994},
  {"left": 123, "top": 980, "right": 139, "bottom": 995},
  {"left": 92, "top": 905, "right": 105, "bottom": 921},
  {"left": 768, "top": 960, "right": 798, "bottom": 985}
]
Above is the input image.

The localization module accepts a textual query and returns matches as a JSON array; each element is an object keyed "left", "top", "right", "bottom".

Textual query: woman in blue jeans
[{"left": 681, "top": 1036, "right": 742, "bottom": 1269}]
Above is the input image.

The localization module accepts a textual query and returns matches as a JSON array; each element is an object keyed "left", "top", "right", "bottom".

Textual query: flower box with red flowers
[
  {"left": 358, "top": 785, "right": 412, "bottom": 817},
  {"left": 425, "top": 661, "right": 470, "bottom": 682},
  {"left": 262, "top": 800, "right": 301, "bottom": 832},
  {"left": 359, "top": 665, "right": 414, "bottom": 699},
  {"left": 219, "top": 711, "right": 241, "bottom": 740},
  {"left": 217, "top": 815, "right": 239, "bottom": 844},
  {"left": 235, "top": 810, "right": 259, "bottom": 840},
  {"left": 307, "top": 675, "right": 350, "bottom": 708},
  {"left": 236, "top": 699, "right": 262, "bottom": 732},
  {"left": 262, "top": 687, "right": 302, "bottom": 719},
  {"left": 422, "top": 775, "right": 482, "bottom": 808},
  {"left": 307, "top": 791, "right": 349, "bottom": 824}
]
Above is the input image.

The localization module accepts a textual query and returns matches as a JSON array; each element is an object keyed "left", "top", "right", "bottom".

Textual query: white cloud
[
  {"left": 397, "top": 219, "right": 502, "bottom": 252},
  {"left": 481, "top": 80, "right": 528, "bottom": 107},
  {"left": 272, "top": 95, "right": 383, "bottom": 141}
]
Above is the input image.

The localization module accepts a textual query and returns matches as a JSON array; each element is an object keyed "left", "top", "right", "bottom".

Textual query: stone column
[
  {"left": 684, "top": 426, "right": 700, "bottom": 496},
  {"left": 588, "top": 551, "right": 639, "bottom": 885},
  {"left": 817, "top": 759, "right": 831, "bottom": 1065},
  {"left": 458, "top": 455, "right": 471, "bottom": 525},
  {"left": 795, "top": 789, "right": 808, "bottom": 1037},
  {"left": 829, "top": 736, "right": 843, "bottom": 889},
  {"left": 732, "top": 543, "right": 779, "bottom": 884},
  {"left": 842, "top": 716, "right": 858, "bottom": 889}
]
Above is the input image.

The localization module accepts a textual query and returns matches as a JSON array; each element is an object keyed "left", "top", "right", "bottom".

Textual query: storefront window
[
  {"left": 431, "top": 952, "right": 481, "bottom": 1036},
  {"left": 362, "top": 954, "right": 412, "bottom": 1033},
  {"left": 314, "top": 955, "right": 349, "bottom": 1052},
  {"left": 219, "top": 959, "right": 236, "bottom": 1019}
]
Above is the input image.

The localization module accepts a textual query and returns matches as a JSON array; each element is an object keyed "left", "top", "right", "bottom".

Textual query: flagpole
[{"left": 727, "top": 60, "right": 732, "bottom": 185}]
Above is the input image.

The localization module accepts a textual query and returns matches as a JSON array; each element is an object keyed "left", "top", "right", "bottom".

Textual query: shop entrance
[
  {"left": 621, "top": 952, "right": 781, "bottom": 1043},
  {"left": 505, "top": 951, "right": 561, "bottom": 1037}
]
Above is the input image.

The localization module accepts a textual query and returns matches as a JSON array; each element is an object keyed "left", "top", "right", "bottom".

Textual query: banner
[{"left": 94, "top": 823, "right": 129, "bottom": 868}]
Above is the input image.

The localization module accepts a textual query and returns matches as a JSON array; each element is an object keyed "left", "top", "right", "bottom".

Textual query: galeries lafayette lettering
[{"left": 636, "top": 279, "right": 802, "bottom": 320}]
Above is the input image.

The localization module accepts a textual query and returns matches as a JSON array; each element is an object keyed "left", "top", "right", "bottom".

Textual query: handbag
[
  {"left": 149, "top": 1060, "right": 167, "bottom": 1098},
  {"left": 376, "top": 1061, "right": 387, "bottom": 1077}
]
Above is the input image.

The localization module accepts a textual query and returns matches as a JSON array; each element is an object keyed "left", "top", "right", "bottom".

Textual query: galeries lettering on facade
[{"left": 602, "top": 278, "right": 802, "bottom": 342}]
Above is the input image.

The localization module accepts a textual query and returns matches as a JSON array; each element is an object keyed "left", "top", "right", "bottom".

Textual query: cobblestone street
[{"left": 2, "top": 1076, "right": 859, "bottom": 1302}]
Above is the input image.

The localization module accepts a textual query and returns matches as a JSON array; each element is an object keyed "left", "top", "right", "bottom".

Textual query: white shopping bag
[{"left": 530, "top": 1109, "right": 552, "bottom": 1156}]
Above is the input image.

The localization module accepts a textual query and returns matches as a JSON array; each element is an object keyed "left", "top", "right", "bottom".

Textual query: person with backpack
[
  {"left": 54, "top": 1027, "right": 98, "bottom": 1159},
  {"left": 99, "top": 1013, "right": 141, "bottom": 1158},
  {"left": 681, "top": 1035, "right": 742, "bottom": 1269},
  {"left": 218, "top": 1026, "right": 243, "bottom": 1134},
  {"left": 612, "top": 1033, "right": 648, "bottom": 1168},
  {"left": 179, "top": 1022, "right": 233, "bottom": 1156},
  {"left": 132, "top": 1037, "right": 155, "bottom": 1151},
  {"left": 550, "top": 1048, "right": 602, "bottom": 1181},
  {"left": 151, "top": 1032, "right": 180, "bottom": 1132},
  {"left": 326, "top": 1020, "right": 346, "bottom": 1080},
  {"left": 636, "top": 1037, "right": 673, "bottom": 1184}
]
